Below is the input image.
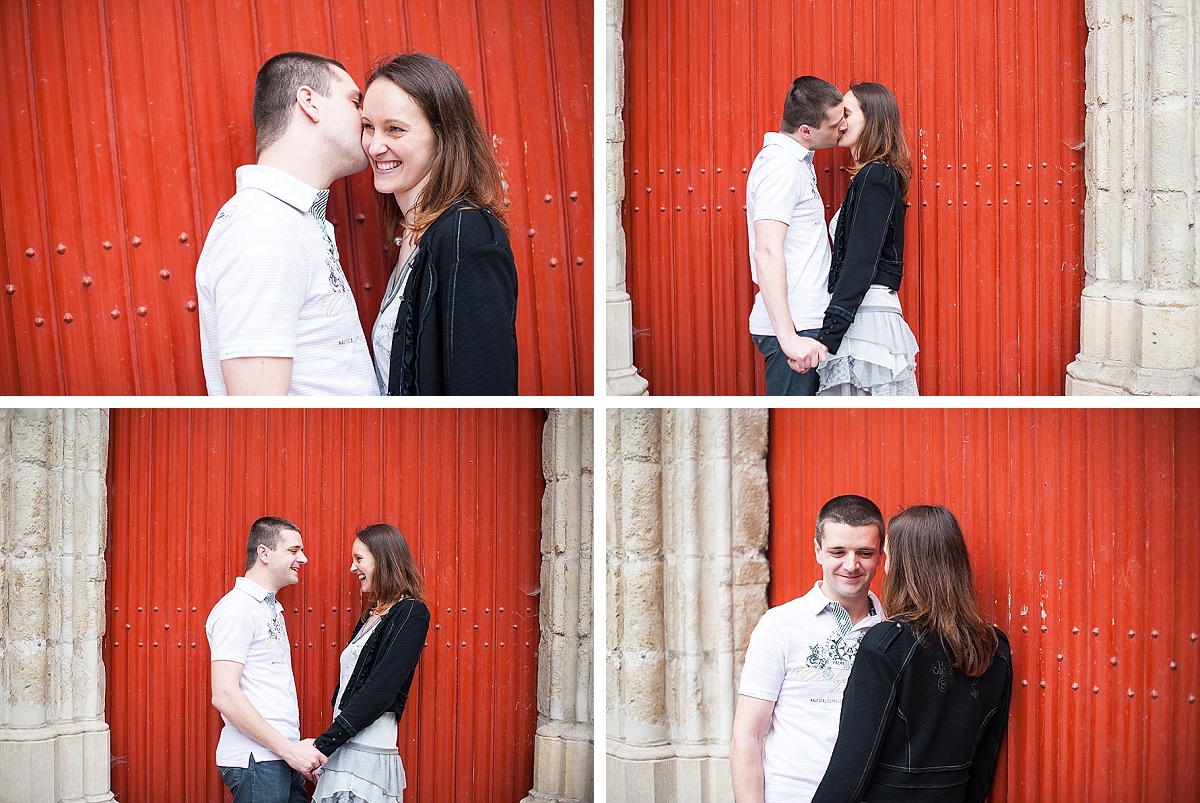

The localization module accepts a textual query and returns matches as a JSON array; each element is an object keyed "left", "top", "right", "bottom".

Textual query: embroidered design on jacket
[{"left": 931, "top": 660, "right": 955, "bottom": 692}]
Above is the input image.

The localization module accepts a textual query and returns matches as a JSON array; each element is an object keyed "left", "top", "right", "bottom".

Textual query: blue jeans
[
  {"left": 754, "top": 329, "right": 822, "bottom": 396},
  {"left": 217, "top": 754, "right": 308, "bottom": 803}
]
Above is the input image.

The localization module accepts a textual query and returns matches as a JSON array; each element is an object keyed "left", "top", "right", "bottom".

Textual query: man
[
  {"left": 206, "top": 516, "right": 327, "bottom": 802},
  {"left": 197, "top": 51, "right": 377, "bottom": 396},
  {"left": 730, "top": 495, "right": 886, "bottom": 803},
  {"left": 746, "top": 76, "right": 846, "bottom": 395}
]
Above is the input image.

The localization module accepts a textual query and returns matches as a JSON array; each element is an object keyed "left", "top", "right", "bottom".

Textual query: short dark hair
[
  {"left": 815, "top": 494, "right": 884, "bottom": 546},
  {"left": 252, "top": 51, "right": 348, "bottom": 157},
  {"left": 781, "top": 75, "right": 844, "bottom": 134},
  {"left": 246, "top": 516, "right": 301, "bottom": 571}
]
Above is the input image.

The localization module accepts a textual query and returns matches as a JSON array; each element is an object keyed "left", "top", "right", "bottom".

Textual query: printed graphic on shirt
[
  {"left": 327, "top": 259, "right": 349, "bottom": 294},
  {"left": 805, "top": 629, "right": 862, "bottom": 680},
  {"left": 266, "top": 611, "right": 285, "bottom": 642}
]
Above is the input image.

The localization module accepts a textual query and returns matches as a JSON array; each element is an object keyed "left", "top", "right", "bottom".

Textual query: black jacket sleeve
[
  {"left": 811, "top": 624, "right": 905, "bottom": 803},
  {"left": 965, "top": 629, "right": 1013, "bottom": 803},
  {"left": 442, "top": 241, "right": 519, "bottom": 395},
  {"left": 314, "top": 601, "right": 430, "bottom": 756},
  {"left": 817, "top": 163, "right": 899, "bottom": 354}
]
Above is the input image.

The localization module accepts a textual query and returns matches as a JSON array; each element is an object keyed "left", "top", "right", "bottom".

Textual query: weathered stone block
[
  {"left": 1137, "top": 291, "right": 1200, "bottom": 369},
  {"left": 9, "top": 463, "right": 51, "bottom": 548}
]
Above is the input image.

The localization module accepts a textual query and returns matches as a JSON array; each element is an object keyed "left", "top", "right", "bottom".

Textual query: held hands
[
  {"left": 284, "top": 737, "right": 327, "bottom": 781},
  {"left": 782, "top": 334, "right": 828, "bottom": 373}
]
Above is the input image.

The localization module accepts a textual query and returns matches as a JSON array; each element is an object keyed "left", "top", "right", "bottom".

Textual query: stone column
[
  {"left": 606, "top": 0, "right": 650, "bottom": 396},
  {"left": 0, "top": 409, "right": 115, "bottom": 803},
  {"left": 607, "top": 409, "right": 770, "bottom": 803},
  {"left": 1067, "top": 0, "right": 1200, "bottom": 395},
  {"left": 523, "top": 409, "right": 594, "bottom": 803}
]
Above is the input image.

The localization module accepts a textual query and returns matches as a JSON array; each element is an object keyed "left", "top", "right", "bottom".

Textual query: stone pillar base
[
  {"left": 520, "top": 721, "right": 594, "bottom": 803},
  {"left": 1066, "top": 284, "right": 1200, "bottom": 395},
  {"left": 607, "top": 292, "right": 650, "bottom": 396},
  {"left": 0, "top": 724, "right": 116, "bottom": 803},
  {"left": 606, "top": 746, "right": 732, "bottom": 803}
]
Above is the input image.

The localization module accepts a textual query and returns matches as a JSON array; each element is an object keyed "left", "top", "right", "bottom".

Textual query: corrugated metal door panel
[
  {"left": 105, "top": 409, "right": 545, "bottom": 802},
  {"left": 767, "top": 409, "right": 1200, "bottom": 801},
  {"left": 623, "top": 0, "right": 1086, "bottom": 396},
  {"left": 0, "top": 0, "right": 591, "bottom": 395}
]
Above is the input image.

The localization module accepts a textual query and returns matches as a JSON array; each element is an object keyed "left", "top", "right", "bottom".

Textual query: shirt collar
[
  {"left": 234, "top": 575, "right": 276, "bottom": 604},
  {"left": 235, "top": 164, "right": 323, "bottom": 215},
  {"left": 762, "top": 131, "right": 815, "bottom": 164},
  {"left": 800, "top": 581, "right": 882, "bottom": 625}
]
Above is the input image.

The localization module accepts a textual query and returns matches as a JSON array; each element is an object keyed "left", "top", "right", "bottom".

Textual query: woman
[
  {"left": 311, "top": 524, "right": 430, "bottom": 803},
  {"left": 361, "top": 53, "right": 518, "bottom": 395},
  {"left": 812, "top": 82, "right": 919, "bottom": 395},
  {"left": 812, "top": 505, "right": 1013, "bottom": 803}
]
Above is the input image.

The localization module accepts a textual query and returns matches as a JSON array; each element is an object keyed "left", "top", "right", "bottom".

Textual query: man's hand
[
  {"left": 280, "top": 737, "right": 327, "bottom": 776},
  {"left": 781, "top": 334, "right": 828, "bottom": 373}
]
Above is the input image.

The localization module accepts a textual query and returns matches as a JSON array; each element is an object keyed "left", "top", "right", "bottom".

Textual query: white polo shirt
[
  {"left": 205, "top": 577, "right": 301, "bottom": 767},
  {"left": 746, "top": 132, "right": 833, "bottom": 335},
  {"left": 196, "top": 165, "right": 379, "bottom": 396},
  {"left": 738, "top": 582, "right": 884, "bottom": 803}
]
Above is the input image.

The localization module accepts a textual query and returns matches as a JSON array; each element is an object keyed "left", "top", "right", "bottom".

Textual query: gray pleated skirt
[
  {"left": 817, "top": 286, "right": 919, "bottom": 396},
  {"left": 312, "top": 742, "right": 406, "bottom": 803}
]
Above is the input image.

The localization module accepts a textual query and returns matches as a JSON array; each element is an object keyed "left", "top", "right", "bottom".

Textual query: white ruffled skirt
[
  {"left": 312, "top": 743, "right": 406, "bottom": 803},
  {"left": 817, "top": 286, "right": 919, "bottom": 396}
]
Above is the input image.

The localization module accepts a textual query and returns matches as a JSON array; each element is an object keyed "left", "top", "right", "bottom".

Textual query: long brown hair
[
  {"left": 365, "top": 53, "right": 507, "bottom": 250},
  {"left": 845, "top": 82, "right": 913, "bottom": 197},
  {"left": 355, "top": 523, "right": 425, "bottom": 617},
  {"left": 882, "top": 505, "right": 998, "bottom": 677}
]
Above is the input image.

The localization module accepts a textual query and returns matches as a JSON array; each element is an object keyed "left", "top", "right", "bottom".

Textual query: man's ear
[{"left": 296, "top": 85, "right": 320, "bottom": 123}]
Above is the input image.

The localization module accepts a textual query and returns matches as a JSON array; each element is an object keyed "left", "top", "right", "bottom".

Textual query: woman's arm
[
  {"left": 816, "top": 163, "right": 900, "bottom": 354},
  {"left": 314, "top": 601, "right": 430, "bottom": 756},
  {"left": 442, "top": 241, "right": 519, "bottom": 394},
  {"left": 811, "top": 630, "right": 904, "bottom": 803}
]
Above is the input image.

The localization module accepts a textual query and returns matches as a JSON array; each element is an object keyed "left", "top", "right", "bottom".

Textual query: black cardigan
[
  {"left": 313, "top": 598, "right": 430, "bottom": 756},
  {"left": 386, "top": 201, "right": 518, "bottom": 395},
  {"left": 812, "top": 620, "right": 1013, "bottom": 803},
  {"left": 816, "top": 161, "right": 906, "bottom": 354}
]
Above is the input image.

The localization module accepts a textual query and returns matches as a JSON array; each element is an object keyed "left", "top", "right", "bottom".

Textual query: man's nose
[{"left": 296, "top": 551, "right": 308, "bottom": 564}]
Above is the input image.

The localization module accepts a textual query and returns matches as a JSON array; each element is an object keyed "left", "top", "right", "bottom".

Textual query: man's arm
[
  {"left": 753, "top": 219, "right": 828, "bottom": 371},
  {"left": 729, "top": 693, "right": 777, "bottom": 803},
  {"left": 210, "top": 660, "right": 326, "bottom": 773},
  {"left": 221, "top": 357, "right": 293, "bottom": 395}
]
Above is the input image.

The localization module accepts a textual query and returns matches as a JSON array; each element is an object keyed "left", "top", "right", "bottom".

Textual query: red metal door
[
  {"left": 105, "top": 408, "right": 546, "bottom": 802},
  {"left": 623, "top": 0, "right": 1086, "bottom": 395},
  {"left": 0, "top": 0, "right": 592, "bottom": 395},
  {"left": 768, "top": 408, "right": 1200, "bottom": 801}
]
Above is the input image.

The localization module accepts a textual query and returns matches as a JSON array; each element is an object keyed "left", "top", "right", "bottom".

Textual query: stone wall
[
  {"left": 605, "top": 0, "right": 650, "bottom": 396},
  {"left": 606, "top": 409, "right": 769, "bottom": 802},
  {"left": 1066, "top": 0, "right": 1199, "bottom": 394},
  {"left": 525, "top": 409, "right": 596, "bottom": 803},
  {"left": 0, "top": 409, "right": 114, "bottom": 803}
]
